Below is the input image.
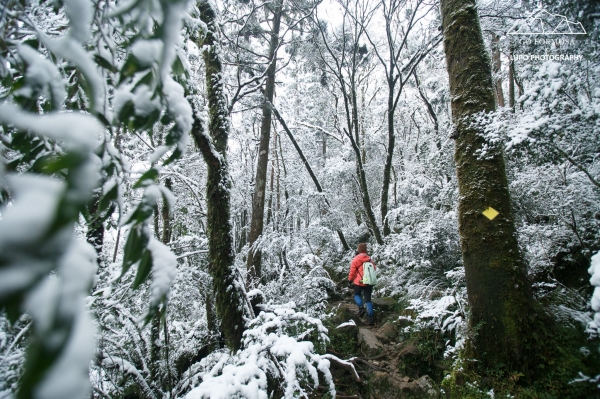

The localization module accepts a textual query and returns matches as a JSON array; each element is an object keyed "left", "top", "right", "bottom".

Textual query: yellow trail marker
[{"left": 482, "top": 207, "right": 499, "bottom": 220}]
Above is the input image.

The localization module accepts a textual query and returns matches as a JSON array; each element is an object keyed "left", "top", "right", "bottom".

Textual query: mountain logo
[{"left": 507, "top": 9, "right": 586, "bottom": 35}]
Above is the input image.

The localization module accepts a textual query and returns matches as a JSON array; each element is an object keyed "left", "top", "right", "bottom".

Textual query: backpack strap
[{"left": 358, "top": 259, "right": 371, "bottom": 282}]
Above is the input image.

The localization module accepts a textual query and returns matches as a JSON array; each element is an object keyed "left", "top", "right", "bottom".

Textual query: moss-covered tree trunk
[
  {"left": 192, "top": 0, "right": 245, "bottom": 352},
  {"left": 246, "top": 0, "right": 283, "bottom": 287},
  {"left": 440, "top": 0, "right": 535, "bottom": 373},
  {"left": 86, "top": 192, "right": 105, "bottom": 262}
]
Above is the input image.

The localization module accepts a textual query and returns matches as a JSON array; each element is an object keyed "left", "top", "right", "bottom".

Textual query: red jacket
[{"left": 348, "top": 253, "right": 376, "bottom": 286}]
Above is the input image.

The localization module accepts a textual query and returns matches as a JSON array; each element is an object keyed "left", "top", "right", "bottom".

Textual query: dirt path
[{"left": 323, "top": 290, "right": 437, "bottom": 398}]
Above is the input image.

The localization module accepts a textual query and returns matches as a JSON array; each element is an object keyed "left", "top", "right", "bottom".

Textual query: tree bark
[
  {"left": 491, "top": 33, "right": 505, "bottom": 107},
  {"left": 86, "top": 192, "right": 105, "bottom": 263},
  {"left": 149, "top": 185, "right": 172, "bottom": 392},
  {"left": 381, "top": 77, "right": 395, "bottom": 237},
  {"left": 149, "top": 308, "right": 161, "bottom": 384},
  {"left": 161, "top": 178, "right": 172, "bottom": 245},
  {"left": 193, "top": 0, "right": 245, "bottom": 352},
  {"left": 440, "top": 0, "right": 536, "bottom": 374},
  {"left": 246, "top": 0, "right": 284, "bottom": 287},
  {"left": 508, "top": 49, "right": 515, "bottom": 112},
  {"left": 345, "top": 126, "right": 383, "bottom": 245}
]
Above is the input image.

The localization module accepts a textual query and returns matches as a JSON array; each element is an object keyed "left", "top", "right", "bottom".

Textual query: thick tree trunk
[
  {"left": 440, "top": 0, "right": 536, "bottom": 374},
  {"left": 246, "top": 0, "right": 284, "bottom": 287},
  {"left": 193, "top": 0, "right": 245, "bottom": 352}
]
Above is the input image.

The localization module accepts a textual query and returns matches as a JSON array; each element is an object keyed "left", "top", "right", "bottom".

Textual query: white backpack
[{"left": 360, "top": 262, "right": 377, "bottom": 286}]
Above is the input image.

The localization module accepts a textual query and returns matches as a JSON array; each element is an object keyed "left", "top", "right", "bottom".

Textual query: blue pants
[{"left": 353, "top": 284, "right": 374, "bottom": 316}]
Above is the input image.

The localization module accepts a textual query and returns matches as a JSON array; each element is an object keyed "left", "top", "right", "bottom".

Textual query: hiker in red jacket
[{"left": 348, "top": 243, "right": 376, "bottom": 325}]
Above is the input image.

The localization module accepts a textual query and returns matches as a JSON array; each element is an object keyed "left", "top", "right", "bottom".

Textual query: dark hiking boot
[
  {"left": 358, "top": 306, "right": 366, "bottom": 317},
  {"left": 367, "top": 315, "right": 374, "bottom": 326}
]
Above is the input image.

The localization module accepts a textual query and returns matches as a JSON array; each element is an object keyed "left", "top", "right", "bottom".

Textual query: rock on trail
[{"left": 325, "top": 294, "right": 439, "bottom": 398}]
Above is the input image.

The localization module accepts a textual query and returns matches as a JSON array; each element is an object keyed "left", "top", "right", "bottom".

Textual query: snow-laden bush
[
  {"left": 0, "top": 314, "right": 29, "bottom": 397},
  {"left": 262, "top": 253, "right": 335, "bottom": 318},
  {"left": 182, "top": 302, "right": 336, "bottom": 399},
  {"left": 398, "top": 268, "right": 468, "bottom": 362},
  {"left": 376, "top": 205, "right": 462, "bottom": 299},
  {"left": 566, "top": 251, "right": 600, "bottom": 390},
  {"left": 588, "top": 252, "right": 600, "bottom": 336},
  {"left": 90, "top": 247, "right": 212, "bottom": 398},
  {"left": 0, "top": 0, "right": 194, "bottom": 391}
]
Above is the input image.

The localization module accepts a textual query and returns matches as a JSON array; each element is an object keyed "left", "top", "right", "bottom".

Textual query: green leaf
[
  {"left": 96, "top": 112, "right": 111, "bottom": 127},
  {"left": 23, "top": 38, "right": 39, "bottom": 50},
  {"left": 121, "top": 225, "right": 149, "bottom": 277},
  {"left": 41, "top": 99, "right": 53, "bottom": 113},
  {"left": 133, "top": 168, "right": 159, "bottom": 189},
  {"left": 119, "top": 54, "right": 144, "bottom": 85},
  {"left": 123, "top": 199, "right": 154, "bottom": 226},
  {"left": 164, "top": 126, "right": 183, "bottom": 146},
  {"left": 10, "top": 131, "right": 39, "bottom": 153},
  {"left": 163, "top": 147, "right": 182, "bottom": 166},
  {"left": 97, "top": 183, "right": 119, "bottom": 216},
  {"left": 7, "top": 158, "right": 21, "bottom": 172},
  {"left": 81, "top": 202, "right": 92, "bottom": 224},
  {"left": 4, "top": 300, "right": 22, "bottom": 324},
  {"left": 143, "top": 299, "right": 165, "bottom": 327},
  {"left": 132, "top": 71, "right": 154, "bottom": 91},
  {"left": 8, "top": 77, "right": 25, "bottom": 94},
  {"left": 132, "top": 249, "right": 152, "bottom": 289},
  {"left": 172, "top": 53, "right": 189, "bottom": 81},
  {"left": 20, "top": 143, "right": 47, "bottom": 166},
  {"left": 30, "top": 154, "right": 58, "bottom": 174},
  {"left": 38, "top": 152, "right": 85, "bottom": 175},
  {"left": 160, "top": 113, "right": 173, "bottom": 125},
  {"left": 78, "top": 74, "right": 94, "bottom": 111},
  {"left": 94, "top": 54, "right": 118, "bottom": 74},
  {"left": 118, "top": 100, "right": 135, "bottom": 123},
  {"left": 1, "top": 70, "right": 15, "bottom": 90},
  {"left": 132, "top": 108, "right": 161, "bottom": 131}
]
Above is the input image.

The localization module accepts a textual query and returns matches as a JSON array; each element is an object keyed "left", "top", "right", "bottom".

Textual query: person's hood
[{"left": 354, "top": 253, "right": 371, "bottom": 262}]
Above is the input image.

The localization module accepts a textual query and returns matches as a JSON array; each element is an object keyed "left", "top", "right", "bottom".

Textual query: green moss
[
  {"left": 326, "top": 321, "right": 358, "bottom": 357},
  {"left": 443, "top": 320, "right": 600, "bottom": 399}
]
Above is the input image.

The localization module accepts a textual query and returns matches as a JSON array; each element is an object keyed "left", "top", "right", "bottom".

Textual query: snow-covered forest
[{"left": 0, "top": 0, "right": 599, "bottom": 397}]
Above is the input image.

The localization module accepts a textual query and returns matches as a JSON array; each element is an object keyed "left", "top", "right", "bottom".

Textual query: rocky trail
[{"left": 323, "top": 288, "right": 440, "bottom": 398}]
